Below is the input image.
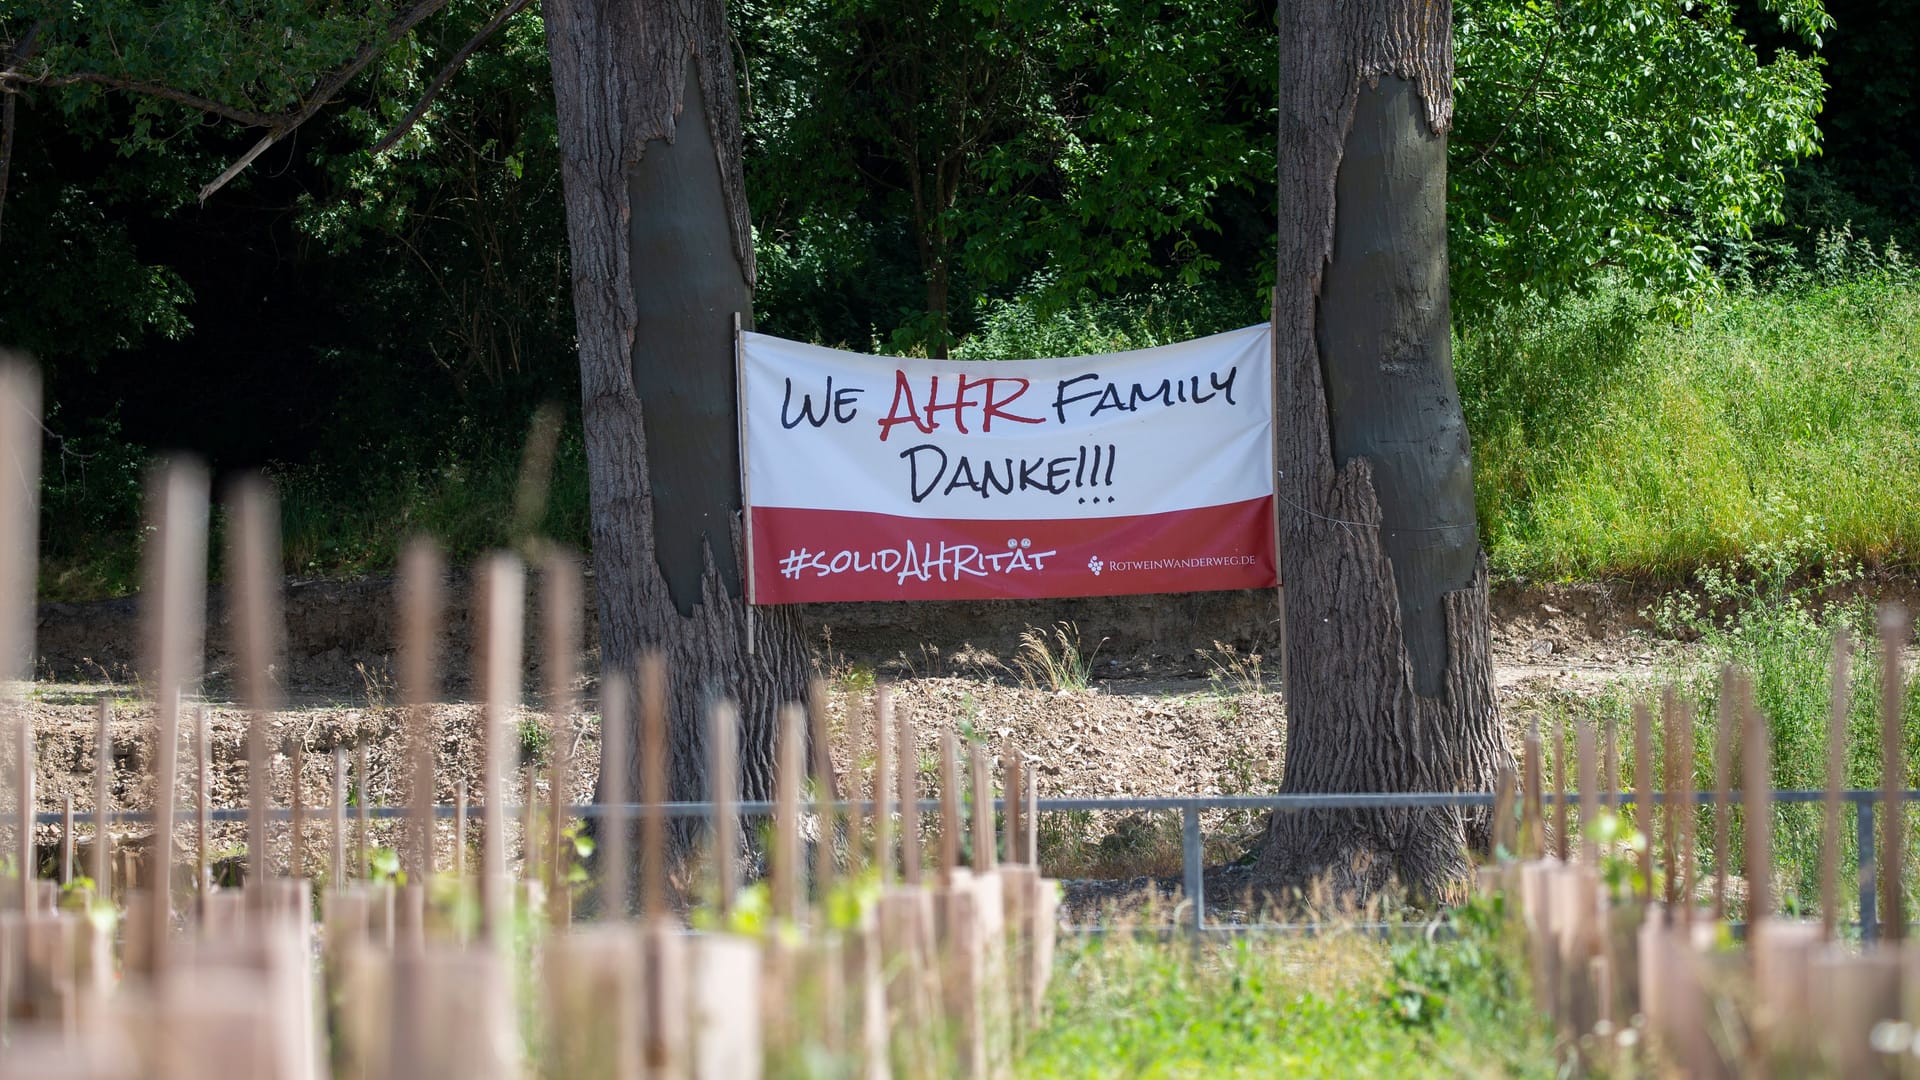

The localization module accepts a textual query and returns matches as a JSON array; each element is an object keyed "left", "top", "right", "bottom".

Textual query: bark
[
  {"left": 1256, "top": 0, "right": 1506, "bottom": 904},
  {"left": 543, "top": 0, "right": 808, "bottom": 890}
]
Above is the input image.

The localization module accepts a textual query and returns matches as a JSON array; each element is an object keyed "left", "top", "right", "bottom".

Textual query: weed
[
  {"left": 518, "top": 715, "right": 550, "bottom": 766},
  {"left": 1013, "top": 622, "right": 1105, "bottom": 692},
  {"left": 366, "top": 846, "right": 405, "bottom": 887},
  {"left": 354, "top": 660, "right": 395, "bottom": 710},
  {"left": 1200, "top": 640, "right": 1268, "bottom": 696},
  {"left": 809, "top": 625, "right": 876, "bottom": 699}
]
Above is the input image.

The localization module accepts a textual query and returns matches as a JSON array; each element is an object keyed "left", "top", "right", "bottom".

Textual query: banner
[{"left": 741, "top": 325, "right": 1277, "bottom": 603}]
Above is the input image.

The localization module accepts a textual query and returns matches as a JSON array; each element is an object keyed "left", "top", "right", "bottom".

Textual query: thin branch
[
  {"left": 370, "top": 0, "right": 530, "bottom": 156},
  {"left": 198, "top": 0, "right": 454, "bottom": 202},
  {"left": 1468, "top": 1, "right": 1563, "bottom": 173},
  {"left": 1, "top": 71, "right": 285, "bottom": 128}
]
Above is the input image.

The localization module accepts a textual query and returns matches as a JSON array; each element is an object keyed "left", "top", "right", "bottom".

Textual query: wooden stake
[
  {"left": 229, "top": 476, "right": 282, "bottom": 899},
  {"left": 1578, "top": 719, "right": 1598, "bottom": 867},
  {"left": 522, "top": 763, "right": 540, "bottom": 881},
  {"left": 357, "top": 738, "right": 371, "bottom": 880},
  {"left": 140, "top": 460, "right": 209, "bottom": 972},
  {"left": 291, "top": 740, "right": 306, "bottom": 880},
  {"left": 808, "top": 677, "right": 837, "bottom": 904},
  {"left": 1661, "top": 689, "right": 1678, "bottom": 908},
  {"left": 970, "top": 741, "right": 995, "bottom": 872},
  {"left": 708, "top": 698, "right": 736, "bottom": 918},
  {"left": 1823, "top": 628, "right": 1851, "bottom": 941},
  {"left": 1521, "top": 718, "right": 1542, "bottom": 860},
  {"left": 400, "top": 539, "right": 444, "bottom": 885},
  {"left": 548, "top": 614, "right": 572, "bottom": 912},
  {"left": 872, "top": 686, "right": 893, "bottom": 884},
  {"left": 1604, "top": 710, "right": 1619, "bottom": 811},
  {"left": 1676, "top": 699, "right": 1696, "bottom": 925},
  {"left": 898, "top": 705, "right": 920, "bottom": 887},
  {"left": 1553, "top": 713, "right": 1568, "bottom": 861},
  {"left": 455, "top": 779, "right": 468, "bottom": 881},
  {"left": 1003, "top": 738, "right": 1023, "bottom": 865},
  {"left": 1493, "top": 766, "right": 1517, "bottom": 858},
  {"left": 1713, "top": 665, "right": 1735, "bottom": 921},
  {"left": 1742, "top": 671, "right": 1773, "bottom": 928},
  {"left": 0, "top": 361, "right": 39, "bottom": 911},
  {"left": 939, "top": 730, "right": 961, "bottom": 885},
  {"left": 60, "top": 793, "right": 74, "bottom": 886},
  {"left": 773, "top": 703, "right": 805, "bottom": 925},
  {"left": 195, "top": 706, "right": 209, "bottom": 896},
  {"left": 1634, "top": 697, "right": 1654, "bottom": 903},
  {"left": 93, "top": 695, "right": 111, "bottom": 896},
  {"left": 598, "top": 670, "right": 631, "bottom": 918},
  {"left": 479, "top": 553, "right": 524, "bottom": 945},
  {"left": 332, "top": 747, "right": 348, "bottom": 884},
  {"left": 1880, "top": 603, "right": 1908, "bottom": 942},
  {"left": 15, "top": 712, "right": 31, "bottom": 903},
  {"left": 639, "top": 652, "right": 668, "bottom": 924},
  {"left": 1024, "top": 760, "right": 1039, "bottom": 872},
  {"left": 845, "top": 687, "right": 867, "bottom": 876}
]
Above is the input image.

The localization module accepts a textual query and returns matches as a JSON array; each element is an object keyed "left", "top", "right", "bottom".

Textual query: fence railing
[{"left": 34, "top": 788, "right": 1911, "bottom": 939}]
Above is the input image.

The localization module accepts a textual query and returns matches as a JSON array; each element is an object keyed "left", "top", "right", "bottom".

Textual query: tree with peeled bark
[
  {"left": 1257, "top": 0, "right": 1506, "bottom": 903},
  {"left": 542, "top": 0, "right": 809, "bottom": 868}
]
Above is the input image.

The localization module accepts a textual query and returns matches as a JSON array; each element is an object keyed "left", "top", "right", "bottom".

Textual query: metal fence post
[
  {"left": 1858, "top": 797, "right": 1878, "bottom": 942},
  {"left": 1182, "top": 804, "right": 1204, "bottom": 941}
]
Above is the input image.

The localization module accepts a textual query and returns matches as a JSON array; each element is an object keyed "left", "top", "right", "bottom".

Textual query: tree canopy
[{"left": 0, "top": 0, "right": 1851, "bottom": 485}]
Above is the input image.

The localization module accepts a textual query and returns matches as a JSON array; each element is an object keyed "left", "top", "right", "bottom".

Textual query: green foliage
[
  {"left": 741, "top": 0, "right": 1274, "bottom": 353},
  {"left": 295, "top": 1, "right": 572, "bottom": 397},
  {"left": 38, "top": 409, "right": 149, "bottom": 599},
  {"left": 366, "top": 845, "right": 405, "bottom": 887},
  {"left": 951, "top": 281, "right": 1263, "bottom": 360},
  {"left": 1018, "top": 901, "right": 1555, "bottom": 1078},
  {"left": 1451, "top": 0, "right": 1828, "bottom": 314},
  {"left": 1382, "top": 896, "right": 1526, "bottom": 1030}
]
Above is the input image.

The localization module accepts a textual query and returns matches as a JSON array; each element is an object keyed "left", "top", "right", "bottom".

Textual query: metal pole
[{"left": 1182, "top": 805, "right": 1204, "bottom": 940}]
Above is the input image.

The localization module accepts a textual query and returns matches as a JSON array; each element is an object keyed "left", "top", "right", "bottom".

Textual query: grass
[
  {"left": 1507, "top": 534, "right": 1920, "bottom": 926},
  {"left": 1462, "top": 271, "right": 1920, "bottom": 580},
  {"left": 1017, "top": 896, "right": 1556, "bottom": 1078},
  {"left": 1013, "top": 622, "right": 1105, "bottom": 692}
]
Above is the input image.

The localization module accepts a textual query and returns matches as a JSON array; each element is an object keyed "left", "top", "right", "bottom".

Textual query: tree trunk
[
  {"left": 543, "top": 0, "right": 809, "bottom": 887},
  {"left": 1256, "top": 0, "right": 1506, "bottom": 904}
]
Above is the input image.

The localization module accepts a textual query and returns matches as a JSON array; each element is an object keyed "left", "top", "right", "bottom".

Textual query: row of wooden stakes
[
  {"left": 0, "top": 362, "right": 1061, "bottom": 1078},
  {"left": 1491, "top": 607, "right": 1919, "bottom": 1076}
]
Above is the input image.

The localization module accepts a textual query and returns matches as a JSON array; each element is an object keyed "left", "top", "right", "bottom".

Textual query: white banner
[{"left": 740, "top": 326, "right": 1276, "bottom": 603}]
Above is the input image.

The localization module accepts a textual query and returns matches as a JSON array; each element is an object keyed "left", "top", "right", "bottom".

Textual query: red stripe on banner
[{"left": 750, "top": 497, "right": 1276, "bottom": 604}]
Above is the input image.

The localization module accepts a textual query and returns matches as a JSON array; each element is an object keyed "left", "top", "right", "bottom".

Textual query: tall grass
[
  {"left": 1018, "top": 897, "right": 1555, "bottom": 1078},
  {"left": 276, "top": 428, "right": 591, "bottom": 579},
  {"left": 1461, "top": 268, "right": 1920, "bottom": 580},
  {"left": 1519, "top": 539, "right": 1920, "bottom": 925}
]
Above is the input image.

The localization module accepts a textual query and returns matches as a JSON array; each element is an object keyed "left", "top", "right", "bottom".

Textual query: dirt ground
[{"left": 14, "top": 579, "right": 1680, "bottom": 902}]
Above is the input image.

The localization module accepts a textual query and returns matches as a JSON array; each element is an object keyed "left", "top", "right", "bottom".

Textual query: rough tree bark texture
[
  {"left": 1256, "top": 0, "right": 1506, "bottom": 903},
  {"left": 543, "top": 0, "right": 809, "bottom": 879}
]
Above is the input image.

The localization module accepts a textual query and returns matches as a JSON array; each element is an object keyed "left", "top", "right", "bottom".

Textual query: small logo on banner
[{"left": 1087, "top": 556, "right": 1104, "bottom": 576}]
